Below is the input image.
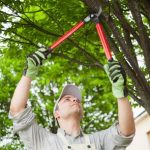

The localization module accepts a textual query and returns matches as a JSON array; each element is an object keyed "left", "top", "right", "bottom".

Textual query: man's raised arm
[
  {"left": 118, "top": 97, "right": 135, "bottom": 136},
  {"left": 10, "top": 48, "right": 51, "bottom": 116},
  {"left": 104, "top": 61, "right": 135, "bottom": 136},
  {"left": 10, "top": 76, "right": 32, "bottom": 116}
]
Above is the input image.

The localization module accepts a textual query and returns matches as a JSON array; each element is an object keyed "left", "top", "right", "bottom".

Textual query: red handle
[
  {"left": 49, "top": 21, "right": 85, "bottom": 50},
  {"left": 96, "top": 23, "right": 112, "bottom": 61}
]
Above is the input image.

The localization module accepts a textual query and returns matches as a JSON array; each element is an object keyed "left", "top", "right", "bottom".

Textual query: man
[{"left": 9, "top": 48, "right": 135, "bottom": 150}]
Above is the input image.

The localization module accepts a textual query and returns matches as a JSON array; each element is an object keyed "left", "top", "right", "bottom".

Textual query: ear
[{"left": 54, "top": 110, "right": 60, "bottom": 119}]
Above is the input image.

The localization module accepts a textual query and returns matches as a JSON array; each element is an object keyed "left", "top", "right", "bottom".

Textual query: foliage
[{"left": 0, "top": 0, "right": 150, "bottom": 149}]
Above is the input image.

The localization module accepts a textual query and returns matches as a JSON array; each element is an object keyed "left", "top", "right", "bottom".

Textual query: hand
[
  {"left": 23, "top": 47, "right": 51, "bottom": 79},
  {"left": 104, "top": 61, "right": 128, "bottom": 99}
]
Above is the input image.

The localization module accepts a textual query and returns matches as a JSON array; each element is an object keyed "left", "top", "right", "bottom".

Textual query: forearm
[
  {"left": 10, "top": 76, "right": 32, "bottom": 115},
  {"left": 9, "top": 48, "right": 50, "bottom": 116},
  {"left": 118, "top": 97, "right": 135, "bottom": 136}
]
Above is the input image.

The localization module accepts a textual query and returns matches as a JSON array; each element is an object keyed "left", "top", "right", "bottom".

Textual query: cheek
[
  {"left": 58, "top": 104, "right": 70, "bottom": 114},
  {"left": 60, "top": 102, "right": 71, "bottom": 109}
]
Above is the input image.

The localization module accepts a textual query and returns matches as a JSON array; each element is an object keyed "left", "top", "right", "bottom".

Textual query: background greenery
[{"left": 0, "top": 0, "right": 150, "bottom": 149}]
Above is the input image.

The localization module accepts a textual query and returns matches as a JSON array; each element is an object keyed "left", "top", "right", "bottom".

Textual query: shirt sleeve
[
  {"left": 92, "top": 121, "right": 135, "bottom": 150},
  {"left": 9, "top": 107, "right": 54, "bottom": 150}
]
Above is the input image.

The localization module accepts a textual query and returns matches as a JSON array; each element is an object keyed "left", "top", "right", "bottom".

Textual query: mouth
[{"left": 72, "top": 103, "right": 80, "bottom": 107}]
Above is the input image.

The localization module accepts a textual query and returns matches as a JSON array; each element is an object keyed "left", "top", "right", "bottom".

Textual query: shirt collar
[{"left": 57, "top": 128, "right": 84, "bottom": 138}]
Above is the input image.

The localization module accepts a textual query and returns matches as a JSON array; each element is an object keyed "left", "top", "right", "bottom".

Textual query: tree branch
[
  {"left": 53, "top": 52, "right": 101, "bottom": 68},
  {"left": 102, "top": 14, "right": 150, "bottom": 94},
  {"left": 68, "top": 39, "right": 103, "bottom": 68},
  {"left": 111, "top": 1, "right": 142, "bottom": 48},
  {"left": 128, "top": 0, "right": 150, "bottom": 75},
  {"left": 101, "top": 22, "right": 150, "bottom": 98},
  {"left": 0, "top": 36, "right": 38, "bottom": 48},
  {"left": 37, "top": 6, "right": 65, "bottom": 34},
  {"left": 128, "top": 88, "right": 145, "bottom": 107},
  {"left": 142, "top": 0, "right": 150, "bottom": 21},
  {"left": 111, "top": 1, "right": 139, "bottom": 66}
]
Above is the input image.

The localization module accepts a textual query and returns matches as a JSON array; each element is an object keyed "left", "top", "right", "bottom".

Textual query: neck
[{"left": 59, "top": 117, "right": 81, "bottom": 137}]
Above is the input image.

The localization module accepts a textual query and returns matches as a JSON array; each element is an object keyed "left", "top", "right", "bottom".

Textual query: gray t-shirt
[{"left": 9, "top": 107, "right": 134, "bottom": 150}]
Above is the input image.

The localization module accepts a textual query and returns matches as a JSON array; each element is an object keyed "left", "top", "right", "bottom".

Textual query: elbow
[
  {"left": 119, "top": 122, "right": 136, "bottom": 137},
  {"left": 130, "top": 127, "right": 136, "bottom": 136},
  {"left": 9, "top": 104, "right": 25, "bottom": 116},
  {"left": 130, "top": 123, "right": 136, "bottom": 135},
  {"left": 121, "top": 128, "right": 136, "bottom": 137},
  {"left": 9, "top": 106, "right": 18, "bottom": 116}
]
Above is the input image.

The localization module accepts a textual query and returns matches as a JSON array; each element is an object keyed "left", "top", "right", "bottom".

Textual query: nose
[{"left": 73, "top": 97, "right": 80, "bottom": 103}]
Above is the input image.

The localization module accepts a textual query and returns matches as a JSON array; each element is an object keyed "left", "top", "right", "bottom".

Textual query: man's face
[{"left": 55, "top": 95, "right": 83, "bottom": 120}]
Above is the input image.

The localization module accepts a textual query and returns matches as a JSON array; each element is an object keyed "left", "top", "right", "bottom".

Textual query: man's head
[{"left": 54, "top": 85, "right": 83, "bottom": 126}]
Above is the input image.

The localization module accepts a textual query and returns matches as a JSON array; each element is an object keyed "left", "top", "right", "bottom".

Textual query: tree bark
[{"left": 128, "top": 0, "right": 150, "bottom": 75}]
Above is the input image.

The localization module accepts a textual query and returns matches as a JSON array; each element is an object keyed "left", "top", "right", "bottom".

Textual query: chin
[{"left": 70, "top": 108, "right": 83, "bottom": 116}]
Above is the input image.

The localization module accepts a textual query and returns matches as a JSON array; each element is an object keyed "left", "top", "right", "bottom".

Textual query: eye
[
  {"left": 65, "top": 98, "right": 70, "bottom": 101},
  {"left": 77, "top": 99, "right": 80, "bottom": 103}
]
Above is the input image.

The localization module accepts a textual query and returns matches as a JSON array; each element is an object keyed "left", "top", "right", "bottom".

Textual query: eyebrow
[
  {"left": 59, "top": 96, "right": 71, "bottom": 103},
  {"left": 63, "top": 96, "right": 72, "bottom": 99}
]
